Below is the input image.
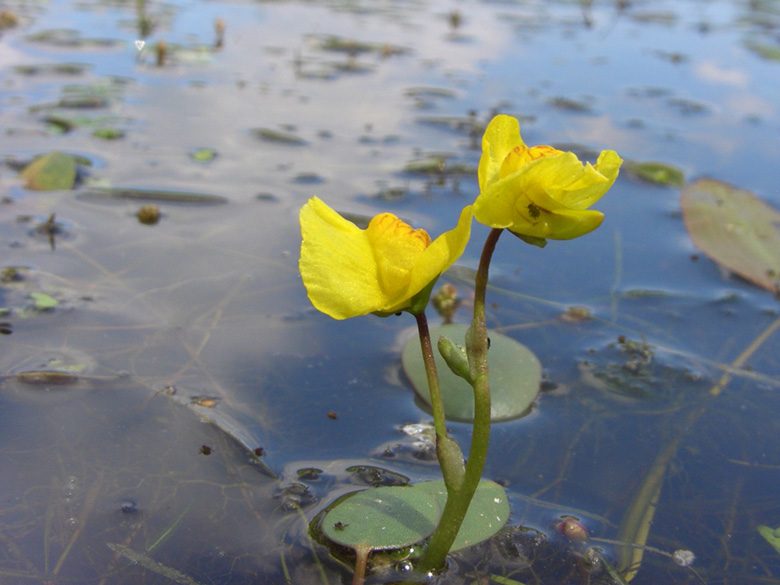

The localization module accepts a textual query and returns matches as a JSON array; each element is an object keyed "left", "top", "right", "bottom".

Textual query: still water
[{"left": 1, "top": 0, "right": 779, "bottom": 583}]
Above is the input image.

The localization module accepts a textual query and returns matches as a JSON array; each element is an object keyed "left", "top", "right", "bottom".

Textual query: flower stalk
[
  {"left": 413, "top": 311, "right": 466, "bottom": 489},
  {"left": 415, "top": 228, "right": 503, "bottom": 573}
]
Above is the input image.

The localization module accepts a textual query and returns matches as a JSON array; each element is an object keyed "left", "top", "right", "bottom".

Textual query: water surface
[{"left": 1, "top": 0, "right": 780, "bottom": 583}]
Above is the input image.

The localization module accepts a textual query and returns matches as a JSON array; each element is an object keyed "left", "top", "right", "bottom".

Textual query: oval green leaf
[
  {"left": 414, "top": 479, "right": 510, "bottom": 551},
  {"left": 681, "top": 178, "right": 780, "bottom": 293},
  {"left": 402, "top": 323, "right": 541, "bottom": 422},
  {"left": 20, "top": 151, "right": 76, "bottom": 190},
  {"left": 321, "top": 485, "right": 441, "bottom": 551}
]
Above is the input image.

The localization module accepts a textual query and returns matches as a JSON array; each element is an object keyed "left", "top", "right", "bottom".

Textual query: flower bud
[{"left": 437, "top": 335, "right": 471, "bottom": 381}]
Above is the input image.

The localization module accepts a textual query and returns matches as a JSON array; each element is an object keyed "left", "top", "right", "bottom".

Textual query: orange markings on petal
[
  {"left": 525, "top": 144, "right": 563, "bottom": 160},
  {"left": 367, "top": 213, "right": 431, "bottom": 250},
  {"left": 499, "top": 144, "right": 563, "bottom": 179}
]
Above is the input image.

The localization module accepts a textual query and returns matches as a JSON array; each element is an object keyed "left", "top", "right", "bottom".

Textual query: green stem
[
  {"left": 414, "top": 311, "right": 448, "bottom": 441},
  {"left": 416, "top": 228, "right": 503, "bottom": 573},
  {"left": 415, "top": 311, "right": 466, "bottom": 493}
]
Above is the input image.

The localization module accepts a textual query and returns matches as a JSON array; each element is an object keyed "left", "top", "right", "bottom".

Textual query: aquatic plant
[{"left": 299, "top": 114, "right": 622, "bottom": 582}]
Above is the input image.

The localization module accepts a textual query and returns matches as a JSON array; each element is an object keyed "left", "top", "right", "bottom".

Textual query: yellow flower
[
  {"left": 299, "top": 197, "right": 472, "bottom": 320},
  {"left": 474, "top": 115, "right": 622, "bottom": 240}
]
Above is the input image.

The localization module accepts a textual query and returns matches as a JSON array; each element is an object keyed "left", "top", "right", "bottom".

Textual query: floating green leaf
[
  {"left": 190, "top": 148, "right": 216, "bottom": 161},
  {"left": 744, "top": 40, "right": 780, "bottom": 62},
  {"left": 414, "top": 480, "right": 510, "bottom": 552},
  {"left": 92, "top": 128, "right": 125, "bottom": 140},
  {"left": 29, "top": 292, "right": 58, "bottom": 310},
  {"left": 625, "top": 160, "right": 685, "bottom": 187},
  {"left": 321, "top": 485, "right": 441, "bottom": 551},
  {"left": 681, "top": 178, "right": 780, "bottom": 293},
  {"left": 402, "top": 323, "right": 541, "bottom": 422},
  {"left": 758, "top": 525, "right": 780, "bottom": 555},
  {"left": 20, "top": 152, "right": 77, "bottom": 190}
]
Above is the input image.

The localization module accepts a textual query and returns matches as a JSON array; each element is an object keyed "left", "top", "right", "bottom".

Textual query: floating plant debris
[
  {"left": 24, "top": 28, "right": 121, "bottom": 48},
  {"left": 79, "top": 187, "right": 228, "bottom": 205},
  {"left": 92, "top": 128, "right": 125, "bottom": 140},
  {"left": 547, "top": 96, "right": 592, "bottom": 112},
  {"left": 250, "top": 127, "right": 307, "bottom": 145},
  {"left": 190, "top": 148, "right": 216, "bottom": 161},
  {"left": 625, "top": 160, "right": 685, "bottom": 187},
  {"left": 13, "top": 370, "right": 79, "bottom": 385},
  {"left": 14, "top": 62, "right": 90, "bottom": 76},
  {"left": 311, "top": 34, "right": 408, "bottom": 56}
]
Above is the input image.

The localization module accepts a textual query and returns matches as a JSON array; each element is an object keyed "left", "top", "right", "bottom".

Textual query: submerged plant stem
[
  {"left": 617, "top": 313, "right": 780, "bottom": 579},
  {"left": 416, "top": 228, "right": 503, "bottom": 573}
]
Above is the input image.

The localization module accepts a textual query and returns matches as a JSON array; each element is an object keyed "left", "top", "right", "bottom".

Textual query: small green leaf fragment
[
  {"left": 744, "top": 40, "right": 780, "bottom": 61},
  {"left": 29, "top": 292, "right": 58, "bottom": 310},
  {"left": 758, "top": 525, "right": 780, "bottom": 555},
  {"left": 190, "top": 148, "right": 216, "bottom": 161},
  {"left": 92, "top": 128, "right": 125, "bottom": 140}
]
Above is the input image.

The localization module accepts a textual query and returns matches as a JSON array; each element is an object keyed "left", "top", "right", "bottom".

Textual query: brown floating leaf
[{"left": 681, "top": 178, "right": 780, "bottom": 293}]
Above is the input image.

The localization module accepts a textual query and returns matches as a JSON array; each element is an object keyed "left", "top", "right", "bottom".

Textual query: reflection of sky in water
[{"left": 1, "top": 0, "right": 780, "bottom": 583}]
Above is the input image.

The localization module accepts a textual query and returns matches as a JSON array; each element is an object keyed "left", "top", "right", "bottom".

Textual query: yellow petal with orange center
[
  {"left": 299, "top": 197, "right": 472, "bottom": 319},
  {"left": 366, "top": 213, "right": 431, "bottom": 300},
  {"left": 475, "top": 114, "right": 622, "bottom": 240},
  {"left": 300, "top": 197, "right": 383, "bottom": 319},
  {"left": 498, "top": 144, "right": 563, "bottom": 180}
]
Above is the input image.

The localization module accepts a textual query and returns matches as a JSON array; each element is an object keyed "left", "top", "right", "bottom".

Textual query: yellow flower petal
[
  {"left": 407, "top": 205, "right": 473, "bottom": 303},
  {"left": 366, "top": 213, "right": 431, "bottom": 301},
  {"left": 498, "top": 144, "right": 564, "bottom": 180},
  {"left": 478, "top": 114, "right": 525, "bottom": 192},
  {"left": 474, "top": 115, "right": 622, "bottom": 240},
  {"left": 299, "top": 198, "right": 472, "bottom": 319},
  {"left": 549, "top": 149, "right": 622, "bottom": 209},
  {"left": 300, "top": 197, "right": 383, "bottom": 319}
]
